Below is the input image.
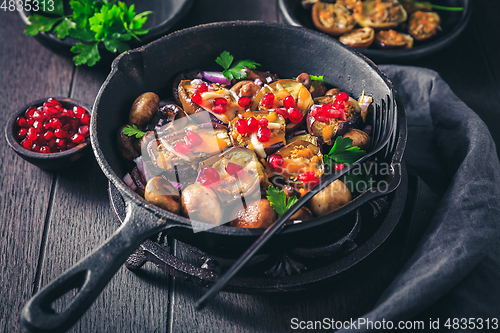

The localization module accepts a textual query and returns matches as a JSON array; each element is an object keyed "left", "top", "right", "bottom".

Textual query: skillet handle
[{"left": 21, "top": 201, "right": 165, "bottom": 333}]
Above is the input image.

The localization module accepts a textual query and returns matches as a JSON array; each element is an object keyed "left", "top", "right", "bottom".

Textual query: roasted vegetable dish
[
  {"left": 117, "top": 52, "right": 374, "bottom": 229},
  {"left": 301, "top": 0, "right": 461, "bottom": 50}
]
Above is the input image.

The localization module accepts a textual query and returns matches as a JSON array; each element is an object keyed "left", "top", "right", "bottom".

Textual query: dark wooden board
[{"left": 0, "top": 11, "right": 74, "bottom": 333}]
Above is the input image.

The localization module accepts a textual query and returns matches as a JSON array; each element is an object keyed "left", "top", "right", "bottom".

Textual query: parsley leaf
[
  {"left": 41, "top": 0, "right": 65, "bottom": 15},
  {"left": 215, "top": 51, "right": 234, "bottom": 70},
  {"left": 24, "top": 15, "right": 63, "bottom": 36},
  {"left": 215, "top": 51, "right": 260, "bottom": 81},
  {"left": 71, "top": 42, "right": 100, "bottom": 66},
  {"left": 324, "top": 136, "right": 367, "bottom": 167},
  {"left": 122, "top": 124, "right": 146, "bottom": 139},
  {"left": 310, "top": 75, "right": 325, "bottom": 82},
  {"left": 266, "top": 185, "right": 298, "bottom": 216},
  {"left": 53, "top": 18, "right": 76, "bottom": 39}
]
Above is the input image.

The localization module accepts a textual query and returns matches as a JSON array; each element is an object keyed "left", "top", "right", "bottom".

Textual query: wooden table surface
[{"left": 1, "top": 1, "right": 499, "bottom": 332}]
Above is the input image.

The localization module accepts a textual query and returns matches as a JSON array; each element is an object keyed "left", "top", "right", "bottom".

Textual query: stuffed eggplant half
[{"left": 118, "top": 52, "right": 374, "bottom": 229}]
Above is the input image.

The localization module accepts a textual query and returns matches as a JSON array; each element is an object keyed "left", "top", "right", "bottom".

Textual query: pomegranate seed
[
  {"left": 287, "top": 107, "right": 303, "bottom": 123},
  {"left": 70, "top": 133, "right": 85, "bottom": 144},
  {"left": 62, "top": 123, "right": 72, "bottom": 132},
  {"left": 257, "top": 126, "right": 271, "bottom": 142},
  {"left": 20, "top": 139, "right": 33, "bottom": 150},
  {"left": 275, "top": 108, "right": 288, "bottom": 119},
  {"left": 315, "top": 115, "right": 331, "bottom": 123},
  {"left": 238, "top": 96, "right": 251, "bottom": 108},
  {"left": 247, "top": 117, "right": 259, "bottom": 133},
  {"left": 235, "top": 119, "right": 249, "bottom": 135},
  {"left": 78, "top": 126, "right": 90, "bottom": 137},
  {"left": 27, "top": 127, "right": 37, "bottom": 141},
  {"left": 333, "top": 99, "right": 344, "bottom": 109},
  {"left": 199, "top": 167, "right": 220, "bottom": 186},
  {"left": 328, "top": 108, "right": 342, "bottom": 119},
  {"left": 47, "top": 139, "right": 56, "bottom": 150},
  {"left": 40, "top": 146, "right": 51, "bottom": 154},
  {"left": 225, "top": 162, "right": 243, "bottom": 176},
  {"left": 308, "top": 177, "right": 321, "bottom": 189},
  {"left": 26, "top": 119, "right": 34, "bottom": 127},
  {"left": 32, "top": 110, "right": 47, "bottom": 122},
  {"left": 69, "top": 118, "right": 80, "bottom": 132},
  {"left": 298, "top": 171, "right": 316, "bottom": 182},
  {"left": 43, "top": 131, "right": 55, "bottom": 141},
  {"left": 212, "top": 104, "right": 226, "bottom": 114},
  {"left": 335, "top": 163, "right": 346, "bottom": 172},
  {"left": 213, "top": 97, "right": 227, "bottom": 106},
  {"left": 268, "top": 154, "right": 284, "bottom": 172},
  {"left": 45, "top": 98, "right": 61, "bottom": 107},
  {"left": 17, "top": 117, "right": 28, "bottom": 127},
  {"left": 258, "top": 117, "right": 268, "bottom": 127},
  {"left": 80, "top": 114, "right": 91, "bottom": 126},
  {"left": 43, "top": 106, "right": 58, "bottom": 117},
  {"left": 261, "top": 93, "right": 275, "bottom": 108},
  {"left": 48, "top": 118, "right": 62, "bottom": 129},
  {"left": 173, "top": 142, "right": 190, "bottom": 155},
  {"left": 339, "top": 109, "right": 347, "bottom": 122},
  {"left": 55, "top": 138, "right": 66, "bottom": 149},
  {"left": 31, "top": 142, "right": 41, "bottom": 152},
  {"left": 72, "top": 106, "right": 86, "bottom": 118},
  {"left": 191, "top": 92, "right": 202, "bottom": 105},
  {"left": 322, "top": 103, "right": 332, "bottom": 114},
  {"left": 185, "top": 131, "right": 203, "bottom": 148},
  {"left": 310, "top": 105, "right": 322, "bottom": 117},
  {"left": 336, "top": 91, "right": 349, "bottom": 102},
  {"left": 33, "top": 121, "right": 44, "bottom": 133},
  {"left": 59, "top": 108, "right": 70, "bottom": 118},
  {"left": 283, "top": 95, "right": 295, "bottom": 109},
  {"left": 54, "top": 128, "right": 68, "bottom": 139},
  {"left": 25, "top": 107, "right": 36, "bottom": 119},
  {"left": 17, "top": 128, "right": 28, "bottom": 140},
  {"left": 197, "top": 83, "right": 208, "bottom": 93}
]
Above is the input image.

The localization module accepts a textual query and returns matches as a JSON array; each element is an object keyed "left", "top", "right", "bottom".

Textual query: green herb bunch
[{"left": 24, "top": 0, "right": 152, "bottom": 66}]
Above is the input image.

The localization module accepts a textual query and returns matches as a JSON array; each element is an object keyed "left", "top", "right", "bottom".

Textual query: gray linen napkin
[{"left": 339, "top": 65, "right": 500, "bottom": 332}]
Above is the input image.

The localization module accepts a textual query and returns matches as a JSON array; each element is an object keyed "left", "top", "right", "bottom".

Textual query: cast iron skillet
[
  {"left": 279, "top": 0, "right": 472, "bottom": 63},
  {"left": 21, "top": 21, "right": 406, "bottom": 332}
]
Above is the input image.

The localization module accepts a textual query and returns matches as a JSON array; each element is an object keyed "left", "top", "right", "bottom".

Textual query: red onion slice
[
  {"left": 202, "top": 71, "right": 231, "bottom": 85},
  {"left": 123, "top": 173, "right": 137, "bottom": 191}
]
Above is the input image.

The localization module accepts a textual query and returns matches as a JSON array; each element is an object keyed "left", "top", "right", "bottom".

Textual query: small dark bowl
[
  {"left": 5, "top": 97, "right": 91, "bottom": 171},
  {"left": 18, "top": 0, "right": 195, "bottom": 64},
  {"left": 279, "top": 0, "right": 473, "bottom": 63}
]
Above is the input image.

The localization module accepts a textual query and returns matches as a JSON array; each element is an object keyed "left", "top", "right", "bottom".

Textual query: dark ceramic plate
[
  {"left": 18, "top": 0, "right": 195, "bottom": 62},
  {"left": 279, "top": 0, "right": 472, "bottom": 63}
]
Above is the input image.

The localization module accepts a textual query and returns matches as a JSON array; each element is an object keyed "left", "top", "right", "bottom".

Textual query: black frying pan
[{"left": 21, "top": 21, "right": 406, "bottom": 332}]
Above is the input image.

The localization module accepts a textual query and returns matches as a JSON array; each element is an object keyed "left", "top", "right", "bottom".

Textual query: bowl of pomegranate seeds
[{"left": 5, "top": 97, "right": 91, "bottom": 170}]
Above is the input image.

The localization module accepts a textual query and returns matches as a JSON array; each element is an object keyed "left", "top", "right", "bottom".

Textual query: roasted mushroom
[
  {"left": 308, "top": 179, "right": 352, "bottom": 216},
  {"left": 144, "top": 176, "right": 181, "bottom": 214},
  {"left": 230, "top": 199, "right": 277, "bottom": 228},
  {"left": 117, "top": 124, "right": 140, "bottom": 160},
  {"left": 129, "top": 92, "right": 160, "bottom": 127},
  {"left": 343, "top": 128, "right": 371, "bottom": 150},
  {"left": 181, "top": 183, "right": 223, "bottom": 225},
  {"left": 312, "top": 2, "right": 357, "bottom": 37},
  {"left": 374, "top": 29, "right": 414, "bottom": 49},
  {"left": 408, "top": 11, "right": 440, "bottom": 41},
  {"left": 353, "top": 0, "right": 407, "bottom": 29},
  {"left": 339, "top": 27, "right": 375, "bottom": 48}
]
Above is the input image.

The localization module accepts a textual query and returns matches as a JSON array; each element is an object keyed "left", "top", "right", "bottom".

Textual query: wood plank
[
  {"left": 0, "top": 11, "right": 74, "bottom": 333},
  {"left": 36, "top": 64, "right": 172, "bottom": 332}
]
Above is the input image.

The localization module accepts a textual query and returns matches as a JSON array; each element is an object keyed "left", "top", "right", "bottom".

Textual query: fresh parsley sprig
[
  {"left": 24, "top": 0, "right": 152, "bottom": 67},
  {"left": 266, "top": 185, "right": 298, "bottom": 216},
  {"left": 324, "top": 136, "right": 366, "bottom": 167},
  {"left": 122, "top": 124, "right": 145, "bottom": 139},
  {"left": 215, "top": 51, "right": 260, "bottom": 81},
  {"left": 310, "top": 75, "right": 325, "bottom": 82}
]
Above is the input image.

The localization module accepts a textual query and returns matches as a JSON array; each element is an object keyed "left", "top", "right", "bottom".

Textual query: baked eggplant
[
  {"left": 251, "top": 79, "right": 314, "bottom": 132},
  {"left": 312, "top": 2, "right": 357, "bottom": 37},
  {"left": 374, "top": 29, "right": 414, "bottom": 49},
  {"left": 339, "top": 27, "right": 376, "bottom": 48},
  {"left": 353, "top": 0, "right": 407, "bottom": 29},
  {"left": 408, "top": 11, "right": 440, "bottom": 41}
]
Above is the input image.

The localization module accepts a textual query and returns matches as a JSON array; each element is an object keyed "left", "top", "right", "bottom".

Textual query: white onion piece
[
  {"left": 254, "top": 78, "right": 263, "bottom": 86},
  {"left": 267, "top": 123, "right": 281, "bottom": 130},
  {"left": 202, "top": 71, "right": 231, "bottom": 85},
  {"left": 250, "top": 133, "right": 266, "bottom": 158},
  {"left": 134, "top": 156, "right": 144, "bottom": 175},
  {"left": 190, "top": 79, "right": 204, "bottom": 87},
  {"left": 123, "top": 173, "right": 137, "bottom": 191}
]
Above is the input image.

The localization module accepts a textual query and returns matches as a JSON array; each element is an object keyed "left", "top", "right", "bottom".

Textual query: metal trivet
[{"left": 108, "top": 169, "right": 408, "bottom": 293}]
